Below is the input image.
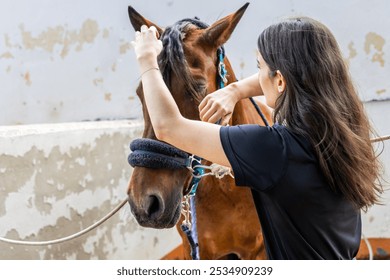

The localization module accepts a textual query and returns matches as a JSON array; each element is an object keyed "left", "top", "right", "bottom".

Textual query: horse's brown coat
[{"left": 127, "top": 4, "right": 271, "bottom": 259}]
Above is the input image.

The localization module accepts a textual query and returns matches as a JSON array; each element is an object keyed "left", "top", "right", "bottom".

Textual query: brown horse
[{"left": 127, "top": 3, "right": 272, "bottom": 260}]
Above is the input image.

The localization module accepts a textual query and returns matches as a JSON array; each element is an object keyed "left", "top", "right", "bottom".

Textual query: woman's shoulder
[
  {"left": 220, "top": 123, "right": 286, "bottom": 148},
  {"left": 273, "top": 123, "right": 317, "bottom": 162},
  {"left": 219, "top": 123, "right": 288, "bottom": 189}
]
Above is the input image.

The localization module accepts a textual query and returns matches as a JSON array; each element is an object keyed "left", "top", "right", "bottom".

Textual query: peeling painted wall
[
  {"left": 0, "top": 0, "right": 142, "bottom": 125},
  {"left": 0, "top": 0, "right": 389, "bottom": 258},
  {"left": 1, "top": 0, "right": 389, "bottom": 125},
  {"left": 0, "top": 120, "right": 181, "bottom": 259}
]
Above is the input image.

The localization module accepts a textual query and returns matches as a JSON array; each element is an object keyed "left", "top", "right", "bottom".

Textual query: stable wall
[
  {"left": 1, "top": 0, "right": 389, "bottom": 125},
  {"left": 0, "top": 0, "right": 389, "bottom": 259},
  {"left": 0, "top": 120, "right": 181, "bottom": 259}
]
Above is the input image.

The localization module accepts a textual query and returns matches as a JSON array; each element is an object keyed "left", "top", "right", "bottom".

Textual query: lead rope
[
  {"left": 180, "top": 155, "right": 204, "bottom": 260},
  {"left": 0, "top": 198, "right": 128, "bottom": 246},
  {"left": 180, "top": 196, "right": 199, "bottom": 260}
]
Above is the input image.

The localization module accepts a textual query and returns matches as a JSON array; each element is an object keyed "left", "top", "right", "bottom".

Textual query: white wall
[
  {"left": 0, "top": 0, "right": 389, "bottom": 258},
  {"left": 1, "top": 0, "right": 389, "bottom": 125},
  {"left": 0, "top": 0, "right": 142, "bottom": 125}
]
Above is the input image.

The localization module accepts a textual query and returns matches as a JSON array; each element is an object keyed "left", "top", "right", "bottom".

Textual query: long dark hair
[{"left": 257, "top": 16, "right": 383, "bottom": 210}]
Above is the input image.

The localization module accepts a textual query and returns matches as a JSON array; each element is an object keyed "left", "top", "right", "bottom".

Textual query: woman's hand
[
  {"left": 199, "top": 84, "right": 240, "bottom": 126},
  {"left": 131, "top": 25, "right": 162, "bottom": 68}
]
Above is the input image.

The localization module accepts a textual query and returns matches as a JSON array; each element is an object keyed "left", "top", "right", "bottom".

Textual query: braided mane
[{"left": 158, "top": 18, "right": 209, "bottom": 102}]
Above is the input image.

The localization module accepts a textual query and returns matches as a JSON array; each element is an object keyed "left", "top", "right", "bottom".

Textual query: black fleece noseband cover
[{"left": 128, "top": 138, "right": 189, "bottom": 169}]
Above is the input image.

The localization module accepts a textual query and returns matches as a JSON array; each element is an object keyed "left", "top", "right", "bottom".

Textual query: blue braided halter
[
  {"left": 181, "top": 47, "right": 228, "bottom": 260},
  {"left": 217, "top": 47, "right": 228, "bottom": 89}
]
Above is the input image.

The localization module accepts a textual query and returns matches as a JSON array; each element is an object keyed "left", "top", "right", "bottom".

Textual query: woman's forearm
[
  {"left": 131, "top": 26, "right": 230, "bottom": 167},
  {"left": 229, "top": 73, "right": 263, "bottom": 100},
  {"left": 138, "top": 55, "right": 183, "bottom": 140}
]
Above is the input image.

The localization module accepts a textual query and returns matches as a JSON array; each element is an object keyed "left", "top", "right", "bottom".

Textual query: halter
[{"left": 128, "top": 131, "right": 233, "bottom": 197}]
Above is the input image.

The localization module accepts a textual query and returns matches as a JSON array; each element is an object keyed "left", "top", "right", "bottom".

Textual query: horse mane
[{"left": 158, "top": 18, "right": 209, "bottom": 103}]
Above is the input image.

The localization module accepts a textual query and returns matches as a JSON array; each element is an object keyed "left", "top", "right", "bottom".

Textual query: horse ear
[
  {"left": 200, "top": 2, "right": 249, "bottom": 48},
  {"left": 128, "top": 6, "right": 163, "bottom": 35}
]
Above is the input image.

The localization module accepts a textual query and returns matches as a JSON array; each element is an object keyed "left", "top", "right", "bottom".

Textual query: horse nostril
[{"left": 145, "top": 195, "right": 162, "bottom": 219}]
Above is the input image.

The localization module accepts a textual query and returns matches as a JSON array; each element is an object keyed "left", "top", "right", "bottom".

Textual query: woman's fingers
[
  {"left": 140, "top": 25, "right": 148, "bottom": 32},
  {"left": 132, "top": 25, "right": 163, "bottom": 58},
  {"left": 149, "top": 26, "right": 160, "bottom": 38},
  {"left": 208, "top": 111, "right": 223, "bottom": 124},
  {"left": 199, "top": 99, "right": 212, "bottom": 120},
  {"left": 199, "top": 94, "right": 231, "bottom": 123},
  {"left": 198, "top": 95, "right": 209, "bottom": 112},
  {"left": 201, "top": 103, "right": 229, "bottom": 124},
  {"left": 140, "top": 25, "right": 159, "bottom": 38},
  {"left": 205, "top": 110, "right": 232, "bottom": 125},
  {"left": 200, "top": 103, "right": 219, "bottom": 122},
  {"left": 199, "top": 88, "right": 235, "bottom": 123},
  {"left": 220, "top": 113, "right": 232, "bottom": 126}
]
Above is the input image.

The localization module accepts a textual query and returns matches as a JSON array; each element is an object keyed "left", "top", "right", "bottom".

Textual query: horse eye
[
  {"left": 195, "top": 83, "right": 207, "bottom": 93},
  {"left": 192, "top": 59, "right": 201, "bottom": 68}
]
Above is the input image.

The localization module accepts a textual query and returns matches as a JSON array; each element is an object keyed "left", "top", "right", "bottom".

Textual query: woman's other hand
[{"left": 199, "top": 84, "right": 240, "bottom": 126}]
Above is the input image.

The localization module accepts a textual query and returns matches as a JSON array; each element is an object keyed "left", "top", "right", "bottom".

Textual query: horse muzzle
[
  {"left": 127, "top": 138, "right": 192, "bottom": 228},
  {"left": 127, "top": 190, "right": 182, "bottom": 229}
]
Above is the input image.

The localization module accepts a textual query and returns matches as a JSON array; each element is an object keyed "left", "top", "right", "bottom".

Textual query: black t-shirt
[{"left": 220, "top": 124, "right": 361, "bottom": 260}]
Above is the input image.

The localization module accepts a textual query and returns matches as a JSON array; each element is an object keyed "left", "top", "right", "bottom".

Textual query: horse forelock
[{"left": 158, "top": 18, "right": 210, "bottom": 103}]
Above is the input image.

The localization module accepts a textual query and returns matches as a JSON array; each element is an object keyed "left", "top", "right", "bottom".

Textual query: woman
[{"left": 131, "top": 17, "right": 383, "bottom": 259}]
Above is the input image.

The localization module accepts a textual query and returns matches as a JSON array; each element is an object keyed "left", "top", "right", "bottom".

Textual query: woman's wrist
[
  {"left": 228, "top": 82, "right": 243, "bottom": 103},
  {"left": 137, "top": 52, "right": 159, "bottom": 71},
  {"left": 229, "top": 74, "right": 263, "bottom": 100}
]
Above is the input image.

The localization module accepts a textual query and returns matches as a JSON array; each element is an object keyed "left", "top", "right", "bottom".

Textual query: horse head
[{"left": 127, "top": 4, "right": 250, "bottom": 229}]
